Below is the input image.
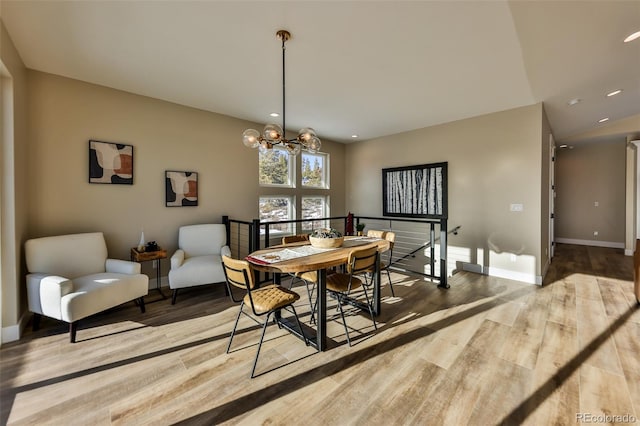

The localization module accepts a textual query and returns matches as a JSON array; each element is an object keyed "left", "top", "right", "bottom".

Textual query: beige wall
[
  {"left": 25, "top": 71, "right": 345, "bottom": 287},
  {"left": 346, "top": 104, "right": 545, "bottom": 283},
  {"left": 555, "top": 139, "right": 626, "bottom": 245},
  {"left": 1, "top": 20, "right": 29, "bottom": 341}
]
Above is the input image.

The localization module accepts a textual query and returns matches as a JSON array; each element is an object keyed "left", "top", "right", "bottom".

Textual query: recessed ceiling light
[
  {"left": 606, "top": 89, "right": 623, "bottom": 97},
  {"left": 351, "top": 134, "right": 359, "bottom": 138},
  {"left": 269, "top": 112, "right": 280, "bottom": 117},
  {"left": 598, "top": 117, "right": 610, "bottom": 123},
  {"left": 567, "top": 98, "right": 581, "bottom": 106},
  {"left": 559, "top": 144, "right": 568, "bottom": 148},
  {"left": 624, "top": 30, "right": 640, "bottom": 43}
]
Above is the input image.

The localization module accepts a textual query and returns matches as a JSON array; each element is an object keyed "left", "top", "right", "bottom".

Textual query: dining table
[{"left": 246, "top": 236, "right": 390, "bottom": 351}]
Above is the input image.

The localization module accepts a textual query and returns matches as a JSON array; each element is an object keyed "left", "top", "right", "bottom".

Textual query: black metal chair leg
[
  {"left": 386, "top": 269, "right": 395, "bottom": 296},
  {"left": 335, "top": 294, "right": 351, "bottom": 346},
  {"left": 362, "top": 285, "right": 377, "bottom": 330},
  {"left": 171, "top": 289, "right": 179, "bottom": 305},
  {"left": 69, "top": 322, "right": 78, "bottom": 343},
  {"left": 290, "top": 305, "right": 308, "bottom": 346},
  {"left": 307, "top": 281, "right": 317, "bottom": 324},
  {"left": 227, "top": 301, "right": 244, "bottom": 353},
  {"left": 251, "top": 312, "right": 272, "bottom": 378},
  {"left": 138, "top": 297, "right": 146, "bottom": 313}
]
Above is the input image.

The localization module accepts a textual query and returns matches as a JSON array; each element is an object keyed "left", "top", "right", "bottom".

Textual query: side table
[{"left": 131, "top": 247, "right": 168, "bottom": 300}]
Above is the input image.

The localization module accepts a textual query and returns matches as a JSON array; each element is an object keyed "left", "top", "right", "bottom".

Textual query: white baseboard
[
  {"left": 485, "top": 266, "right": 542, "bottom": 285},
  {"left": 461, "top": 262, "right": 541, "bottom": 285},
  {"left": 555, "top": 238, "right": 624, "bottom": 249},
  {"left": 462, "top": 262, "right": 484, "bottom": 274},
  {"left": 1, "top": 323, "right": 20, "bottom": 344},
  {"left": 625, "top": 249, "right": 634, "bottom": 256},
  {"left": 1, "top": 310, "right": 29, "bottom": 344}
]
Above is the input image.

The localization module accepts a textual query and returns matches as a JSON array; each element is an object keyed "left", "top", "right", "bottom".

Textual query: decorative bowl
[{"left": 309, "top": 235, "right": 344, "bottom": 248}]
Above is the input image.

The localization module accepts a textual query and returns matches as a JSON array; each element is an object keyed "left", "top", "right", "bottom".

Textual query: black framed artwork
[
  {"left": 88, "top": 140, "right": 134, "bottom": 184},
  {"left": 165, "top": 171, "right": 198, "bottom": 207},
  {"left": 382, "top": 162, "right": 448, "bottom": 219}
]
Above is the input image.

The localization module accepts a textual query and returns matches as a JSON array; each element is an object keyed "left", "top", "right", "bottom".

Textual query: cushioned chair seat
[
  {"left": 243, "top": 284, "right": 300, "bottom": 314},
  {"left": 168, "top": 254, "right": 225, "bottom": 289},
  {"left": 326, "top": 274, "right": 364, "bottom": 293},
  {"left": 62, "top": 273, "right": 149, "bottom": 322}
]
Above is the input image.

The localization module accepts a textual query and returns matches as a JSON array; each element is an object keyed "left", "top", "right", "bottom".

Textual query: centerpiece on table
[{"left": 309, "top": 228, "right": 344, "bottom": 248}]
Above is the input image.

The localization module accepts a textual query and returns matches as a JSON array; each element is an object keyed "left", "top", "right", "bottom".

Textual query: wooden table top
[{"left": 246, "top": 237, "right": 390, "bottom": 274}]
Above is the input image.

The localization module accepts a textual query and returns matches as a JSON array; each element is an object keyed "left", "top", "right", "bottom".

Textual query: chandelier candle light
[{"left": 242, "top": 30, "right": 321, "bottom": 155}]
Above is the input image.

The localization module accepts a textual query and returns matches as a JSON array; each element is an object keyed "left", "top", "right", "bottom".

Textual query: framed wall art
[
  {"left": 382, "top": 162, "right": 448, "bottom": 219},
  {"left": 89, "top": 140, "right": 134, "bottom": 184},
  {"left": 165, "top": 171, "right": 198, "bottom": 207}
]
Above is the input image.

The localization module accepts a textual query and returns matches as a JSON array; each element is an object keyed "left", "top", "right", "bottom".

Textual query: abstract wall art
[
  {"left": 165, "top": 171, "right": 198, "bottom": 207},
  {"left": 89, "top": 140, "right": 134, "bottom": 184},
  {"left": 382, "top": 162, "right": 448, "bottom": 219}
]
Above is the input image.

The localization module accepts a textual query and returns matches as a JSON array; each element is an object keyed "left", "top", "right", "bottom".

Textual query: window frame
[
  {"left": 258, "top": 146, "right": 296, "bottom": 188},
  {"left": 301, "top": 195, "right": 330, "bottom": 231},
  {"left": 301, "top": 151, "right": 329, "bottom": 189},
  {"left": 258, "top": 195, "right": 296, "bottom": 235}
]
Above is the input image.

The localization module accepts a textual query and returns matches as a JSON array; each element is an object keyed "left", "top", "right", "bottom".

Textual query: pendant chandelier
[{"left": 242, "top": 30, "right": 321, "bottom": 155}]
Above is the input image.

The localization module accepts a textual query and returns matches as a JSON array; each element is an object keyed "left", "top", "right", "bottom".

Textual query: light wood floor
[{"left": 1, "top": 244, "right": 638, "bottom": 425}]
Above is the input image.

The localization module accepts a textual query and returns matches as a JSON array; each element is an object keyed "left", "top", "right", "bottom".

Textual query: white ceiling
[{"left": 2, "top": 1, "right": 639, "bottom": 144}]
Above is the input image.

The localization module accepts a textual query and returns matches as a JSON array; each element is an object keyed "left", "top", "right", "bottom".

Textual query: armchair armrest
[
  {"left": 106, "top": 258, "right": 141, "bottom": 275},
  {"left": 39, "top": 275, "right": 74, "bottom": 320},
  {"left": 171, "top": 249, "right": 185, "bottom": 269},
  {"left": 221, "top": 245, "right": 231, "bottom": 258}
]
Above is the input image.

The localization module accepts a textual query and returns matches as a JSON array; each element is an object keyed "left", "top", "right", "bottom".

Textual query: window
[
  {"left": 259, "top": 147, "right": 295, "bottom": 187},
  {"left": 259, "top": 196, "right": 294, "bottom": 234},
  {"left": 301, "top": 152, "right": 328, "bottom": 188},
  {"left": 302, "top": 196, "right": 329, "bottom": 230}
]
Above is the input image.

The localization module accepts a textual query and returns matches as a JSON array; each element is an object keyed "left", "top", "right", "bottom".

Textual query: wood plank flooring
[{"left": 1, "top": 244, "right": 638, "bottom": 425}]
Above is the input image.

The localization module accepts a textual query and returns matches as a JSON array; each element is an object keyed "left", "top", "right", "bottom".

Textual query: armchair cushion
[
  {"left": 169, "top": 254, "right": 226, "bottom": 289},
  {"left": 25, "top": 232, "right": 108, "bottom": 278},
  {"left": 178, "top": 224, "right": 227, "bottom": 257},
  {"left": 62, "top": 273, "right": 148, "bottom": 322}
]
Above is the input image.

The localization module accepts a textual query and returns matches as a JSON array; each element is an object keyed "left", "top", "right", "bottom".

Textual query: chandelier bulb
[
  {"left": 263, "top": 123, "right": 283, "bottom": 142},
  {"left": 242, "top": 129, "right": 261, "bottom": 148}
]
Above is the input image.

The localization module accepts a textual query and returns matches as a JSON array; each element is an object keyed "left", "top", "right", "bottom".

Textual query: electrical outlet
[
  {"left": 594, "top": 201, "right": 599, "bottom": 207},
  {"left": 594, "top": 231, "right": 599, "bottom": 236},
  {"left": 510, "top": 203, "right": 524, "bottom": 212}
]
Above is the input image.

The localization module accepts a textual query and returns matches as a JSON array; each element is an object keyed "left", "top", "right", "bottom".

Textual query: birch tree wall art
[{"left": 382, "top": 162, "right": 448, "bottom": 219}]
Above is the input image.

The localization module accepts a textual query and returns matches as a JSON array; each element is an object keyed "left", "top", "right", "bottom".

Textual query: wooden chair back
[
  {"left": 222, "top": 255, "right": 257, "bottom": 291},
  {"left": 348, "top": 246, "right": 379, "bottom": 274},
  {"left": 282, "top": 234, "right": 309, "bottom": 244}
]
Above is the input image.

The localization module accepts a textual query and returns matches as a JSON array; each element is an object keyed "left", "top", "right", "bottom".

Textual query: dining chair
[
  {"left": 326, "top": 246, "right": 379, "bottom": 346},
  {"left": 281, "top": 234, "right": 325, "bottom": 324},
  {"left": 366, "top": 230, "right": 396, "bottom": 296},
  {"left": 222, "top": 255, "right": 308, "bottom": 378},
  {"left": 281, "top": 234, "right": 310, "bottom": 290}
]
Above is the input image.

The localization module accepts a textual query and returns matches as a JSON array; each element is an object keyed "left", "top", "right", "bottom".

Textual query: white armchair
[
  {"left": 25, "top": 232, "right": 149, "bottom": 343},
  {"left": 168, "top": 224, "right": 231, "bottom": 304}
]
